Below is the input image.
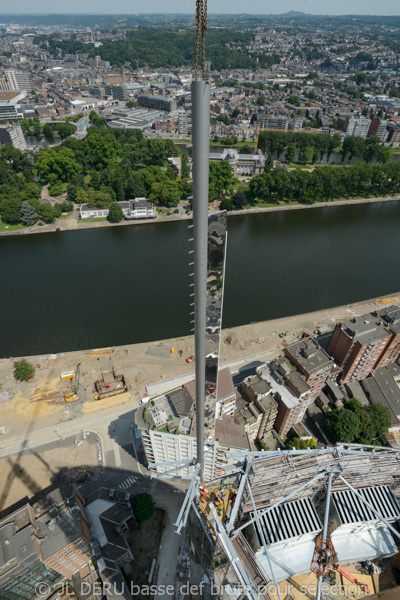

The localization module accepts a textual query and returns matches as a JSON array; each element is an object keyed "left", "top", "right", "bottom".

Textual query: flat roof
[
  {"left": 343, "top": 314, "right": 391, "bottom": 346},
  {"left": 285, "top": 337, "right": 332, "bottom": 373},
  {"left": 214, "top": 415, "right": 250, "bottom": 450}
]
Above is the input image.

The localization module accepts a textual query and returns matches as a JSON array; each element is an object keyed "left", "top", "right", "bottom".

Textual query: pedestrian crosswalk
[{"left": 118, "top": 475, "right": 139, "bottom": 490}]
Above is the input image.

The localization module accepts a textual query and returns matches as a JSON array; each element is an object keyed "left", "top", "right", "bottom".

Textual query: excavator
[{"left": 64, "top": 363, "right": 81, "bottom": 402}]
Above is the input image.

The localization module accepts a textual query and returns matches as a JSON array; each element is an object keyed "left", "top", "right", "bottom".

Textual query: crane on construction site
[
  {"left": 64, "top": 363, "right": 81, "bottom": 403},
  {"left": 334, "top": 563, "right": 369, "bottom": 594}
]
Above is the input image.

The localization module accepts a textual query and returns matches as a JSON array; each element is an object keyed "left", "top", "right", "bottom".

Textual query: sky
[{"left": 1, "top": 1, "right": 399, "bottom": 16}]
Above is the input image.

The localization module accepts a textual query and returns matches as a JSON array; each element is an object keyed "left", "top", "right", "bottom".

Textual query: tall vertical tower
[{"left": 191, "top": 79, "right": 211, "bottom": 482}]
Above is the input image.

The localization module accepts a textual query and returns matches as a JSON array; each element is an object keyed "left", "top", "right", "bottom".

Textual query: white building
[
  {"left": 0, "top": 124, "right": 26, "bottom": 150},
  {"left": 346, "top": 116, "right": 371, "bottom": 139},
  {"left": 79, "top": 199, "right": 156, "bottom": 220},
  {"left": 0, "top": 90, "right": 26, "bottom": 120}
]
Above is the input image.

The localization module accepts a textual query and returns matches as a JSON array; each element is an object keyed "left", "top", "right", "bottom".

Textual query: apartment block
[
  {"left": 258, "top": 115, "right": 289, "bottom": 130},
  {"left": 345, "top": 116, "right": 371, "bottom": 139},
  {"left": 0, "top": 124, "right": 26, "bottom": 150},
  {"left": 104, "top": 85, "right": 129, "bottom": 100},
  {"left": 237, "top": 374, "right": 279, "bottom": 442},
  {"left": 328, "top": 314, "right": 392, "bottom": 383},
  {"left": 373, "top": 305, "right": 400, "bottom": 369},
  {"left": 284, "top": 337, "right": 333, "bottom": 400},
  {"left": 137, "top": 371, "right": 249, "bottom": 480},
  {"left": 138, "top": 94, "right": 177, "bottom": 113},
  {"left": 259, "top": 361, "right": 311, "bottom": 437}
]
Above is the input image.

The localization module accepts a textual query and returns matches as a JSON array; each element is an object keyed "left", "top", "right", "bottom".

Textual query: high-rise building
[
  {"left": 284, "top": 337, "right": 333, "bottom": 400},
  {"left": 345, "top": 116, "right": 371, "bottom": 139},
  {"left": 178, "top": 108, "right": 192, "bottom": 135},
  {"left": 373, "top": 305, "right": 400, "bottom": 369},
  {"left": 4, "top": 69, "right": 33, "bottom": 91},
  {"left": 0, "top": 124, "right": 26, "bottom": 150},
  {"left": 328, "top": 313, "right": 393, "bottom": 383},
  {"left": 104, "top": 85, "right": 129, "bottom": 100}
]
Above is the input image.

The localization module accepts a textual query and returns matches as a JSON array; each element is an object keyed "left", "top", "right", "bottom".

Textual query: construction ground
[{"left": 0, "top": 292, "right": 399, "bottom": 442}]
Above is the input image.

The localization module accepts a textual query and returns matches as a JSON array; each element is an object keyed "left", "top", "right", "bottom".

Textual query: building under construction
[{"left": 185, "top": 445, "right": 400, "bottom": 600}]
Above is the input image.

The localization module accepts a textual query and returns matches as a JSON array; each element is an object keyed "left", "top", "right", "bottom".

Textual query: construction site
[{"left": 184, "top": 445, "right": 400, "bottom": 600}]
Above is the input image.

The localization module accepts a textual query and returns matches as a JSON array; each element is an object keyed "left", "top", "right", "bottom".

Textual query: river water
[{"left": 1, "top": 201, "right": 400, "bottom": 358}]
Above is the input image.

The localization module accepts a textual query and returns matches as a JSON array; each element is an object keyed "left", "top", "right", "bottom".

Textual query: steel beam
[
  {"left": 232, "top": 470, "right": 328, "bottom": 537},
  {"left": 316, "top": 471, "right": 334, "bottom": 600},
  {"left": 247, "top": 481, "right": 282, "bottom": 600},
  {"left": 191, "top": 78, "right": 210, "bottom": 483},
  {"left": 338, "top": 475, "right": 400, "bottom": 542}
]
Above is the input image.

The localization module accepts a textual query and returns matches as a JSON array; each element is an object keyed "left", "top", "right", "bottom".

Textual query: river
[{"left": 1, "top": 201, "right": 400, "bottom": 358}]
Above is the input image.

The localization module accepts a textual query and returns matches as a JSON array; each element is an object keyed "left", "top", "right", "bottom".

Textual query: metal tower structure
[{"left": 192, "top": 0, "right": 210, "bottom": 483}]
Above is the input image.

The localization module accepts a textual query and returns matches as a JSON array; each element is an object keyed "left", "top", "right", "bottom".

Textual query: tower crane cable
[{"left": 195, "top": 0, "right": 208, "bottom": 80}]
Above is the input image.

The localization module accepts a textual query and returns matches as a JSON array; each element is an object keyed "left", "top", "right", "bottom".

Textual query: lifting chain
[{"left": 195, "top": 0, "right": 208, "bottom": 80}]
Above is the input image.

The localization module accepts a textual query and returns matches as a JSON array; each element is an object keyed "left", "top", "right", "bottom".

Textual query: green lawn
[
  {"left": 0, "top": 222, "right": 26, "bottom": 232},
  {"left": 79, "top": 217, "right": 107, "bottom": 223}
]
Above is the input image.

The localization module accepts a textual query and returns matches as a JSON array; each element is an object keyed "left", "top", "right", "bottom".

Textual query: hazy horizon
[{"left": 0, "top": 2, "right": 399, "bottom": 17}]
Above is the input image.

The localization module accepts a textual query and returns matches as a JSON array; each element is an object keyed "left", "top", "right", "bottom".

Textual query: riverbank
[
  {"left": 1, "top": 291, "right": 397, "bottom": 438},
  {"left": 1, "top": 194, "right": 400, "bottom": 238}
]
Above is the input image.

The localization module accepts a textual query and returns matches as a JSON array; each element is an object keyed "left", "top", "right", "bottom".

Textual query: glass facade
[
  {"left": 205, "top": 210, "right": 228, "bottom": 396},
  {"left": 0, "top": 561, "right": 62, "bottom": 600}
]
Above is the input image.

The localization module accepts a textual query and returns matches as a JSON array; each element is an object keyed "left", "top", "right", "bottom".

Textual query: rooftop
[
  {"left": 343, "top": 314, "right": 391, "bottom": 346},
  {"left": 214, "top": 415, "right": 250, "bottom": 450},
  {"left": 285, "top": 336, "right": 333, "bottom": 373}
]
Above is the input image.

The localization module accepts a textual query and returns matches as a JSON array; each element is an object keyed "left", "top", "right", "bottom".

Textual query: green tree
[
  {"left": 325, "top": 408, "right": 361, "bottom": 443},
  {"left": 89, "top": 110, "right": 108, "bottom": 127},
  {"left": 298, "top": 145, "right": 314, "bottom": 163},
  {"left": 133, "top": 493, "right": 154, "bottom": 524},
  {"left": 285, "top": 143, "right": 297, "bottom": 163},
  {"left": 366, "top": 403, "right": 391, "bottom": 438},
  {"left": 43, "top": 123, "right": 54, "bottom": 139},
  {"left": 256, "top": 96, "right": 265, "bottom": 106},
  {"left": 37, "top": 147, "right": 82, "bottom": 182},
  {"left": 49, "top": 183, "right": 64, "bottom": 197},
  {"left": 181, "top": 153, "right": 190, "bottom": 179},
  {"left": 0, "top": 197, "right": 22, "bottom": 224},
  {"left": 264, "top": 153, "right": 274, "bottom": 173},
  {"left": 289, "top": 95, "right": 301, "bottom": 107},
  {"left": 38, "top": 204, "right": 57, "bottom": 223},
  {"left": 219, "top": 198, "right": 233, "bottom": 210},
  {"left": 107, "top": 202, "right": 124, "bottom": 222},
  {"left": 13, "top": 359, "right": 35, "bottom": 381},
  {"left": 20, "top": 201, "right": 38, "bottom": 226}
]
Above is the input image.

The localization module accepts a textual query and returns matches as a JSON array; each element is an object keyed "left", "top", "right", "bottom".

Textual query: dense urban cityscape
[{"left": 1, "top": 9, "right": 400, "bottom": 600}]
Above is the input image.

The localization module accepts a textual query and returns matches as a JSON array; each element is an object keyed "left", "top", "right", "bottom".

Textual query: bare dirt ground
[{"left": 0, "top": 293, "right": 397, "bottom": 438}]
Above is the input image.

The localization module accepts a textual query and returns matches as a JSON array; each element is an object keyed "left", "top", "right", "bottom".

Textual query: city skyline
[{"left": 0, "top": 3, "right": 399, "bottom": 16}]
